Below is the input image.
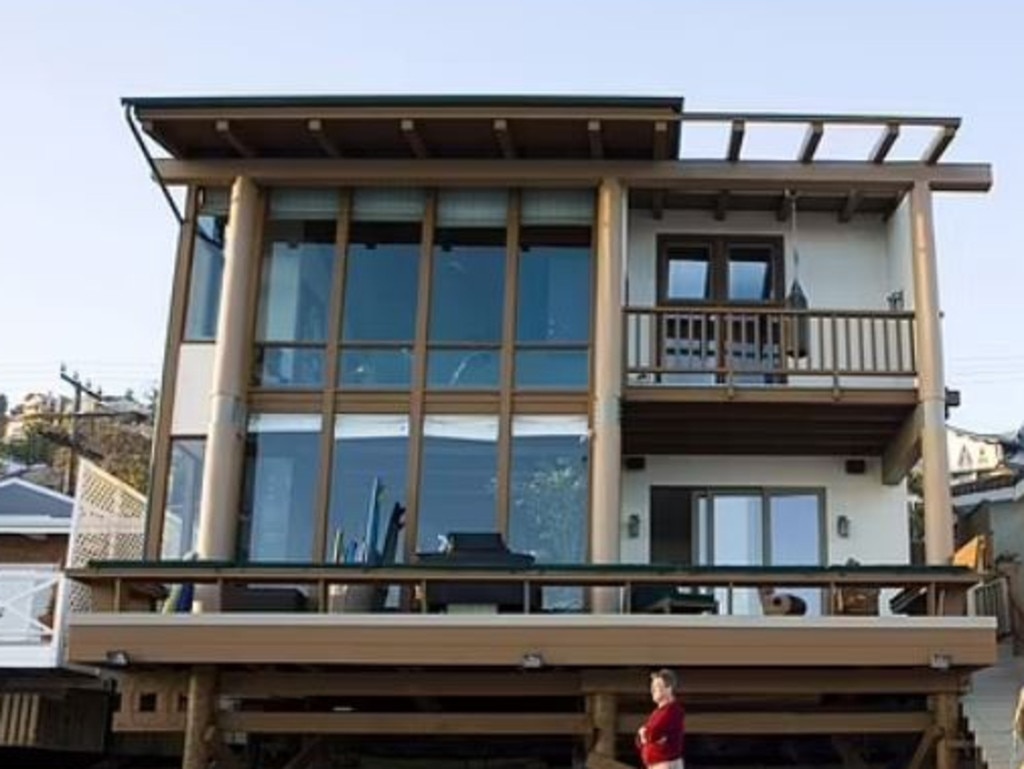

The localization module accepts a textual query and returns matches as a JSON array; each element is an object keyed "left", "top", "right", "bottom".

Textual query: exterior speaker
[
  {"left": 624, "top": 456, "right": 646, "bottom": 471},
  {"left": 844, "top": 459, "right": 867, "bottom": 475}
]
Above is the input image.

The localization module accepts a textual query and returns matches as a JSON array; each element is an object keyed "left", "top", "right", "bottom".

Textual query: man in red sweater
[{"left": 636, "top": 668, "right": 685, "bottom": 769}]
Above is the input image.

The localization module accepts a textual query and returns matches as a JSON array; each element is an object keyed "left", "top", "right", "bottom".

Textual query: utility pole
[{"left": 59, "top": 365, "right": 103, "bottom": 495}]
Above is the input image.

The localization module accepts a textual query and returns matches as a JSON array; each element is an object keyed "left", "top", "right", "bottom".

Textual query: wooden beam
[
  {"left": 923, "top": 126, "right": 957, "bottom": 165},
  {"left": 306, "top": 119, "right": 340, "bottom": 158},
  {"left": 493, "top": 119, "right": 516, "bottom": 159},
  {"left": 219, "top": 711, "right": 590, "bottom": 735},
  {"left": 799, "top": 121, "right": 824, "bottom": 163},
  {"left": 214, "top": 120, "right": 254, "bottom": 158},
  {"left": 618, "top": 711, "right": 930, "bottom": 735},
  {"left": 140, "top": 120, "right": 186, "bottom": 158},
  {"left": 152, "top": 158, "right": 994, "bottom": 193},
  {"left": 400, "top": 118, "right": 428, "bottom": 158},
  {"left": 839, "top": 189, "right": 862, "bottom": 222},
  {"left": 727, "top": 119, "right": 746, "bottom": 162},
  {"left": 651, "top": 190, "right": 666, "bottom": 220},
  {"left": 883, "top": 405, "right": 923, "bottom": 485},
  {"left": 714, "top": 190, "right": 730, "bottom": 221},
  {"left": 653, "top": 121, "right": 670, "bottom": 159},
  {"left": 871, "top": 123, "right": 900, "bottom": 164},
  {"left": 588, "top": 120, "right": 605, "bottom": 159},
  {"left": 906, "top": 726, "right": 941, "bottom": 769}
]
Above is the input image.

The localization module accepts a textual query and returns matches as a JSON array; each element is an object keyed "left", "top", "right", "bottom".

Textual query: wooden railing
[
  {"left": 66, "top": 562, "right": 978, "bottom": 618},
  {"left": 624, "top": 306, "right": 917, "bottom": 388}
]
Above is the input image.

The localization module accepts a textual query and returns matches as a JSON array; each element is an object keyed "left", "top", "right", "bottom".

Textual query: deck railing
[
  {"left": 624, "top": 306, "right": 917, "bottom": 389},
  {"left": 0, "top": 565, "right": 62, "bottom": 661},
  {"left": 66, "top": 563, "right": 978, "bottom": 618}
]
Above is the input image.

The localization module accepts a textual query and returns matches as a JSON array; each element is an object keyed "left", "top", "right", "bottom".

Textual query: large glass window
[
  {"left": 239, "top": 415, "right": 322, "bottom": 562},
  {"left": 417, "top": 415, "right": 499, "bottom": 552},
  {"left": 339, "top": 189, "right": 424, "bottom": 389},
  {"left": 254, "top": 190, "right": 338, "bottom": 388},
  {"left": 161, "top": 438, "right": 205, "bottom": 559},
  {"left": 516, "top": 226, "right": 592, "bottom": 389},
  {"left": 327, "top": 415, "right": 409, "bottom": 563},
  {"left": 427, "top": 190, "right": 507, "bottom": 389},
  {"left": 183, "top": 189, "right": 228, "bottom": 341}
]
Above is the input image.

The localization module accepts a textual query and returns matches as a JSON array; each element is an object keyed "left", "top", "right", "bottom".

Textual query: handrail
[{"left": 623, "top": 306, "right": 915, "bottom": 320}]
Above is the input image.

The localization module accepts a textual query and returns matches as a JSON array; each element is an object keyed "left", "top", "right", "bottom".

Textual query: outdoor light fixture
[
  {"left": 836, "top": 514, "right": 851, "bottom": 539},
  {"left": 929, "top": 653, "right": 952, "bottom": 671},
  {"left": 105, "top": 649, "right": 131, "bottom": 668},
  {"left": 627, "top": 514, "right": 641, "bottom": 539},
  {"left": 520, "top": 652, "right": 545, "bottom": 670}
]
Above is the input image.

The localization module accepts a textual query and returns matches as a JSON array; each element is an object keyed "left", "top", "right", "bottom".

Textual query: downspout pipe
[{"left": 123, "top": 103, "right": 184, "bottom": 226}]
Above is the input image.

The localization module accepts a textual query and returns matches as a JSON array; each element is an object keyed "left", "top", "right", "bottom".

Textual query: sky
[{"left": 0, "top": 1, "right": 1020, "bottom": 433}]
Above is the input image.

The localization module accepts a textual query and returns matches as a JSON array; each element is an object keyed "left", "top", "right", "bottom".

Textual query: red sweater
[{"left": 637, "top": 699, "right": 685, "bottom": 766}]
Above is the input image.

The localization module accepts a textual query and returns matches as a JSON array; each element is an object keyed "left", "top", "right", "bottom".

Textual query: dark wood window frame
[{"left": 657, "top": 234, "right": 785, "bottom": 307}]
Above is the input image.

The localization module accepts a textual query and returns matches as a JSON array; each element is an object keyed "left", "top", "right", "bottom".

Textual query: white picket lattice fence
[{"left": 0, "top": 565, "right": 60, "bottom": 643}]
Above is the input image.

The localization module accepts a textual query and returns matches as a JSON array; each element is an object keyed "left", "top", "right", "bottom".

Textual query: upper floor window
[
  {"left": 659, "top": 235, "right": 782, "bottom": 305},
  {"left": 254, "top": 190, "right": 338, "bottom": 388},
  {"left": 183, "top": 188, "right": 229, "bottom": 341}
]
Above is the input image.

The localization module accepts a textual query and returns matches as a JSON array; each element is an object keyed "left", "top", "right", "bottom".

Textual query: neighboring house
[
  {"left": 3, "top": 393, "right": 71, "bottom": 443},
  {"left": 0, "top": 478, "right": 108, "bottom": 757},
  {"left": 63, "top": 95, "right": 998, "bottom": 769}
]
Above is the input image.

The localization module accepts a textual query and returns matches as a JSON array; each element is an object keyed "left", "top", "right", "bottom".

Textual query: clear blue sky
[{"left": 0, "top": 1, "right": 1020, "bottom": 433}]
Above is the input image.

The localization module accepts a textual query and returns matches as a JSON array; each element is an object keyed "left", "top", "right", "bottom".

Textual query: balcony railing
[
  {"left": 66, "top": 562, "right": 977, "bottom": 618},
  {"left": 0, "top": 565, "right": 63, "bottom": 667},
  {"left": 624, "top": 306, "right": 917, "bottom": 389}
]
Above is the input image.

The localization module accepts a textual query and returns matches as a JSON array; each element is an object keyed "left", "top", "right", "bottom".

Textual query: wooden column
[
  {"left": 910, "top": 181, "right": 954, "bottom": 564},
  {"left": 589, "top": 692, "right": 618, "bottom": 759},
  {"left": 182, "top": 666, "right": 217, "bottom": 769},
  {"left": 591, "top": 178, "right": 625, "bottom": 613},
  {"left": 931, "top": 692, "right": 958, "bottom": 769},
  {"left": 195, "top": 176, "right": 260, "bottom": 609}
]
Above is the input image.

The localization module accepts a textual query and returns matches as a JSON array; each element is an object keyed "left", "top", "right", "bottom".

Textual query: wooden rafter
[
  {"left": 214, "top": 119, "right": 254, "bottom": 158},
  {"left": 653, "top": 121, "right": 670, "bottom": 159},
  {"left": 923, "top": 125, "right": 957, "bottom": 164},
  {"left": 141, "top": 120, "right": 185, "bottom": 157},
  {"left": 799, "top": 121, "right": 824, "bottom": 163},
  {"left": 714, "top": 190, "right": 730, "bottom": 221},
  {"left": 400, "top": 118, "right": 428, "bottom": 158},
  {"left": 871, "top": 123, "right": 900, "bottom": 164},
  {"left": 306, "top": 119, "right": 341, "bottom": 158},
  {"left": 906, "top": 726, "right": 942, "bottom": 769},
  {"left": 651, "top": 189, "right": 666, "bottom": 220},
  {"left": 839, "top": 189, "right": 862, "bottom": 222},
  {"left": 588, "top": 120, "right": 604, "bottom": 159},
  {"left": 493, "top": 119, "right": 516, "bottom": 159},
  {"left": 727, "top": 119, "right": 746, "bottom": 161}
]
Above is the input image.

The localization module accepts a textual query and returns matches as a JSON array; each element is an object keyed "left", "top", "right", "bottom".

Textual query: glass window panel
[
  {"left": 328, "top": 415, "right": 409, "bottom": 564},
  {"left": 429, "top": 228, "right": 506, "bottom": 343},
  {"left": 255, "top": 346, "right": 324, "bottom": 388},
  {"left": 514, "top": 350, "right": 588, "bottom": 389},
  {"left": 239, "top": 415, "right": 322, "bottom": 562},
  {"left": 667, "top": 252, "right": 710, "bottom": 300},
  {"left": 517, "top": 228, "right": 592, "bottom": 343},
  {"left": 161, "top": 439, "right": 205, "bottom": 559},
  {"left": 256, "top": 219, "right": 335, "bottom": 343},
  {"left": 352, "top": 188, "right": 425, "bottom": 222},
  {"left": 342, "top": 222, "right": 421, "bottom": 342},
  {"left": 427, "top": 349, "right": 500, "bottom": 389},
  {"left": 269, "top": 188, "right": 340, "bottom": 220},
  {"left": 339, "top": 348, "right": 413, "bottom": 389},
  {"left": 183, "top": 214, "right": 227, "bottom": 341},
  {"left": 728, "top": 246, "right": 774, "bottom": 302},
  {"left": 769, "top": 493, "right": 823, "bottom": 614},
  {"left": 521, "top": 189, "right": 594, "bottom": 226},
  {"left": 436, "top": 189, "right": 508, "bottom": 228},
  {"left": 712, "top": 494, "right": 763, "bottom": 615},
  {"left": 417, "top": 416, "right": 499, "bottom": 552},
  {"left": 509, "top": 416, "right": 589, "bottom": 612}
]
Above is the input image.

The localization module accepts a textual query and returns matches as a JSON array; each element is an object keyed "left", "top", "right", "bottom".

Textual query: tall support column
[
  {"left": 591, "top": 178, "right": 625, "bottom": 613},
  {"left": 910, "top": 181, "right": 954, "bottom": 564},
  {"left": 195, "top": 177, "right": 260, "bottom": 607},
  {"left": 931, "top": 692, "right": 959, "bottom": 769},
  {"left": 182, "top": 666, "right": 217, "bottom": 769},
  {"left": 588, "top": 692, "right": 618, "bottom": 761}
]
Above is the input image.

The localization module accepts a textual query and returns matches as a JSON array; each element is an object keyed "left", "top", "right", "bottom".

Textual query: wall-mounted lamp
[
  {"left": 626, "top": 514, "right": 641, "bottom": 539},
  {"left": 105, "top": 649, "right": 131, "bottom": 668},
  {"left": 836, "top": 514, "right": 851, "bottom": 539},
  {"left": 520, "top": 652, "right": 545, "bottom": 670}
]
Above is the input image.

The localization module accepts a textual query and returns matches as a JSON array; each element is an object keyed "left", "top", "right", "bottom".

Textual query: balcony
[
  {"left": 63, "top": 562, "right": 995, "bottom": 670},
  {"left": 622, "top": 306, "right": 918, "bottom": 455},
  {"left": 0, "top": 564, "right": 63, "bottom": 669}
]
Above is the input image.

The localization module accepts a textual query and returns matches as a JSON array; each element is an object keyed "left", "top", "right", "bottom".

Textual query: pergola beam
[
  {"left": 727, "top": 119, "right": 746, "bottom": 161},
  {"left": 493, "top": 119, "right": 516, "bottom": 159},
  {"left": 401, "top": 118, "right": 428, "bottom": 158},
  {"left": 776, "top": 192, "right": 793, "bottom": 222},
  {"left": 799, "top": 121, "right": 824, "bottom": 163},
  {"left": 588, "top": 120, "right": 605, "bottom": 159},
  {"left": 923, "top": 126, "right": 957, "bottom": 165},
  {"left": 653, "top": 121, "right": 670, "bottom": 159},
  {"left": 214, "top": 120, "right": 254, "bottom": 158},
  {"left": 306, "top": 119, "right": 340, "bottom": 158},
  {"left": 871, "top": 123, "right": 900, "bottom": 164}
]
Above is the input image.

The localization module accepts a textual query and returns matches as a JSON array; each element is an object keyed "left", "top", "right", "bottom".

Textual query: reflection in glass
[
  {"left": 184, "top": 211, "right": 227, "bottom": 341},
  {"left": 769, "top": 493, "right": 822, "bottom": 613},
  {"left": 429, "top": 228, "right": 505, "bottom": 343},
  {"left": 328, "top": 415, "right": 409, "bottom": 564},
  {"left": 666, "top": 249, "right": 710, "bottom": 301},
  {"left": 342, "top": 223, "right": 420, "bottom": 343},
  {"left": 417, "top": 416, "right": 499, "bottom": 552},
  {"left": 427, "top": 349, "right": 500, "bottom": 389},
  {"left": 161, "top": 439, "right": 205, "bottom": 559},
  {"left": 712, "top": 494, "right": 763, "bottom": 614},
  {"left": 239, "top": 415, "right": 321, "bottom": 562},
  {"left": 728, "top": 247, "right": 774, "bottom": 302},
  {"left": 514, "top": 350, "right": 589, "bottom": 389},
  {"left": 339, "top": 348, "right": 413, "bottom": 388},
  {"left": 255, "top": 346, "right": 324, "bottom": 388}
]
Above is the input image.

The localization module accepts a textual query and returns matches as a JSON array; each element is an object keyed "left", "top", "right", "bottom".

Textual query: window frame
[{"left": 657, "top": 234, "right": 785, "bottom": 307}]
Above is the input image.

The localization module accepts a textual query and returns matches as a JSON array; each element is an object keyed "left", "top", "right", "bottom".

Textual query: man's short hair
[{"left": 651, "top": 668, "right": 678, "bottom": 691}]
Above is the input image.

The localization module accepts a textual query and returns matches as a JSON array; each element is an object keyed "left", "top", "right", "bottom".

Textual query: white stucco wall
[
  {"left": 885, "top": 195, "right": 915, "bottom": 310},
  {"left": 619, "top": 455, "right": 910, "bottom": 568},
  {"left": 170, "top": 343, "right": 215, "bottom": 436}
]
